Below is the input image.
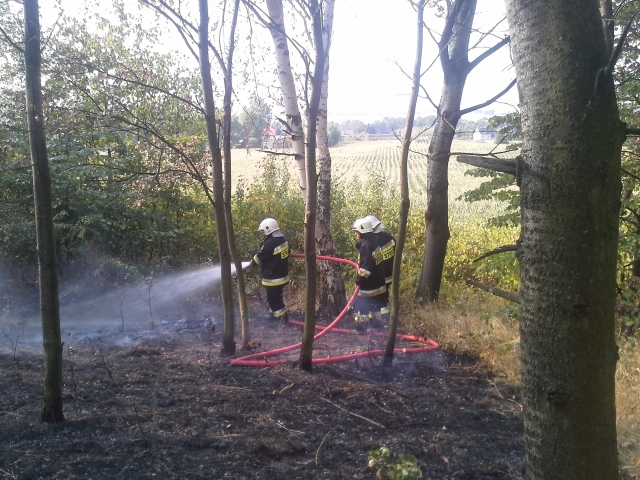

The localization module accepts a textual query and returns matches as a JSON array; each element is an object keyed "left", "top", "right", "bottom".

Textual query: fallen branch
[{"left": 466, "top": 280, "right": 520, "bottom": 304}]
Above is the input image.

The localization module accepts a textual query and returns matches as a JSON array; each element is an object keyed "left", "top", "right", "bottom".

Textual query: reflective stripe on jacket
[
  {"left": 374, "top": 230, "right": 396, "bottom": 285},
  {"left": 253, "top": 235, "right": 290, "bottom": 286},
  {"left": 354, "top": 233, "right": 386, "bottom": 297}
]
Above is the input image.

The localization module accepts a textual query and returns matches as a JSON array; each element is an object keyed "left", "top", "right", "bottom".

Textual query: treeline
[{"left": 339, "top": 116, "right": 488, "bottom": 139}]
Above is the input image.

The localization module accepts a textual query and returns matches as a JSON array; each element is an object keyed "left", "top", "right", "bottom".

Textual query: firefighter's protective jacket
[
  {"left": 374, "top": 230, "right": 396, "bottom": 285},
  {"left": 253, "top": 234, "right": 290, "bottom": 287},
  {"left": 354, "top": 233, "right": 386, "bottom": 297}
]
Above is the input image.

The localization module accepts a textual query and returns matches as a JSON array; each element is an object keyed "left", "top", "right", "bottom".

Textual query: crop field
[{"left": 230, "top": 138, "right": 515, "bottom": 208}]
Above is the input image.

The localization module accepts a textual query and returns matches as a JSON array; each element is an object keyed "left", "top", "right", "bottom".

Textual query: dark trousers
[
  {"left": 352, "top": 293, "right": 386, "bottom": 318},
  {"left": 265, "top": 284, "right": 286, "bottom": 318}
]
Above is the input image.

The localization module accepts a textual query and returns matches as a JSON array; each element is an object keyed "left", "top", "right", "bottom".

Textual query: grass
[
  {"left": 616, "top": 338, "right": 640, "bottom": 477},
  {"left": 404, "top": 293, "right": 640, "bottom": 478}
]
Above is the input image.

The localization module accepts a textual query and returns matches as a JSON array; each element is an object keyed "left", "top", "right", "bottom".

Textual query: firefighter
[
  {"left": 248, "top": 218, "right": 290, "bottom": 323},
  {"left": 351, "top": 217, "right": 387, "bottom": 328},
  {"left": 365, "top": 215, "right": 395, "bottom": 320}
]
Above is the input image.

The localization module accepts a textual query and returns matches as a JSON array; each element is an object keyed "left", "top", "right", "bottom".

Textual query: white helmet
[
  {"left": 258, "top": 218, "right": 280, "bottom": 235},
  {"left": 365, "top": 215, "right": 383, "bottom": 232},
  {"left": 351, "top": 218, "right": 373, "bottom": 234}
]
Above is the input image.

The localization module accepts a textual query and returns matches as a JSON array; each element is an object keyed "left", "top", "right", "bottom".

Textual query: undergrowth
[{"left": 402, "top": 288, "right": 640, "bottom": 478}]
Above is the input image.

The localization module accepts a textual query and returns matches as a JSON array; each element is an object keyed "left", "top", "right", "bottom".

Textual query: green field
[{"left": 231, "top": 139, "right": 511, "bottom": 203}]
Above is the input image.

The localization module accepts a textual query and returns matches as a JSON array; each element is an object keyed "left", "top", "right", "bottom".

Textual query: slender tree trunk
[
  {"left": 506, "top": 0, "right": 623, "bottom": 477},
  {"left": 600, "top": 0, "right": 614, "bottom": 56},
  {"left": 415, "top": 0, "right": 476, "bottom": 303},
  {"left": 222, "top": 0, "right": 250, "bottom": 348},
  {"left": 315, "top": 0, "right": 347, "bottom": 319},
  {"left": 199, "top": 0, "right": 235, "bottom": 354},
  {"left": 299, "top": 0, "right": 325, "bottom": 372},
  {"left": 265, "top": 0, "right": 306, "bottom": 197},
  {"left": 383, "top": 0, "right": 424, "bottom": 366},
  {"left": 24, "top": 0, "right": 64, "bottom": 423}
]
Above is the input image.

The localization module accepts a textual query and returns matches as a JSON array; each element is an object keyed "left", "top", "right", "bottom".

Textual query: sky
[
  {"left": 38, "top": 0, "right": 518, "bottom": 124},
  {"left": 328, "top": 0, "right": 518, "bottom": 122}
]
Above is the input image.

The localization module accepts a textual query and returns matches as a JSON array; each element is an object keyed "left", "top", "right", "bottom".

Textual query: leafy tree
[
  {"left": 327, "top": 121, "right": 341, "bottom": 146},
  {"left": 610, "top": 0, "right": 640, "bottom": 334},
  {"left": 239, "top": 95, "right": 272, "bottom": 148}
]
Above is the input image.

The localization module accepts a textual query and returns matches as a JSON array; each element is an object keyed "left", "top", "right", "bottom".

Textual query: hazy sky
[
  {"left": 328, "top": 0, "right": 517, "bottom": 122},
  {"left": 39, "top": 0, "right": 517, "bottom": 123}
]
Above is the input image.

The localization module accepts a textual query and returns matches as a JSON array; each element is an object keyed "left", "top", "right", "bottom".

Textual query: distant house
[
  {"left": 472, "top": 127, "right": 497, "bottom": 142},
  {"left": 262, "top": 127, "right": 286, "bottom": 149}
]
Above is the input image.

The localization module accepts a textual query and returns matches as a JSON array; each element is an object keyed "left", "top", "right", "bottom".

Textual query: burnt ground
[{"left": 0, "top": 308, "right": 525, "bottom": 480}]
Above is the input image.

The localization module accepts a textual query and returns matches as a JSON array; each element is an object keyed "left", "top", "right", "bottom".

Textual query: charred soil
[{"left": 0, "top": 310, "right": 525, "bottom": 479}]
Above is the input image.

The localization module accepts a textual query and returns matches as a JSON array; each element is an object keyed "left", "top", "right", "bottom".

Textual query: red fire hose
[{"left": 229, "top": 253, "right": 439, "bottom": 367}]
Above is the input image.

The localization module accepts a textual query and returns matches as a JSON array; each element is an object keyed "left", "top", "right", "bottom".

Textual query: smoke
[{"left": 0, "top": 264, "right": 233, "bottom": 354}]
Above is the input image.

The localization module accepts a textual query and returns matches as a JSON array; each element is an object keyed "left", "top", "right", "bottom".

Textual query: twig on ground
[
  {"left": 276, "top": 421, "right": 304, "bottom": 434},
  {"left": 320, "top": 397, "right": 385, "bottom": 428},
  {"left": 316, "top": 427, "right": 338, "bottom": 466},
  {"left": 0, "top": 467, "right": 18, "bottom": 479}
]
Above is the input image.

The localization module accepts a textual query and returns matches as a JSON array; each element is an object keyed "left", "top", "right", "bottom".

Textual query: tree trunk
[
  {"left": 24, "top": 0, "right": 64, "bottom": 423},
  {"left": 298, "top": 0, "right": 325, "bottom": 372},
  {"left": 383, "top": 0, "right": 424, "bottom": 366},
  {"left": 315, "top": 0, "right": 347, "bottom": 319},
  {"left": 415, "top": 0, "right": 477, "bottom": 303},
  {"left": 506, "top": 0, "right": 623, "bottom": 477},
  {"left": 199, "top": 0, "right": 235, "bottom": 355},
  {"left": 222, "top": 0, "right": 250, "bottom": 348},
  {"left": 265, "top": 0, "right": 306, "bottom": 197}
]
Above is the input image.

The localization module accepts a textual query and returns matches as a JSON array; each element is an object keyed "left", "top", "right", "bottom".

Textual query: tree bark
[
  {"left": 24, "top": 0, "right": 64, "bottom": 423},
  {"left": 265, "top": 0, "right": 307, "bottom": 197},
  {"left": 298, "top": 0, "right": 325, "bottom": 372},
  {"left": 198, "top": 0, "right": 235, "bottom": 354},
  {"left": 506, "top": 0, "right": 623, "bottom": 477},
  {"left": 315, "top": 0, "right": 347, "bottom": 319},
  {"left": 383, "top": 0, "right": 424, "bottom": 367},
  {"left": 222, "top": 0, "right": 250, "bottom": 348},
  {"left": 415, "top": 0, "right": 477, "bottom": 303}
]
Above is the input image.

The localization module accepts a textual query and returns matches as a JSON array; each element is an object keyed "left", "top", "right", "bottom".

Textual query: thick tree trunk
[
  {"left": 383, "top": 0, "right": 424, "bottom": 366},
  {"left": 415, "top": 0, "right": 476, "bottom": 303},
  {"left": 506, "top": 0, "right": 623, "bottom": 478},
  {"left": 298, "top": 0, "right": 325, "bottom": 372},
  {"left": 315, "top": 0, "right": 347, "bottom": 319},
  {"left": 265, "top": 0, "right": 306, "bottom": 197},
  {"left": 24, "top": 0, "right": 64, "bottom": 423},
  {"left": 199, "top": 0, "right": 235, "bottom": 354}
]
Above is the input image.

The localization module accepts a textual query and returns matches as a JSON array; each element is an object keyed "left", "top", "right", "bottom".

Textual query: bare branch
[
  {"left": 605, "top": 12, "right": 637, "bottom": 77},
  {"left": 622, "top": 167, "right": 640, "bottom": 183},
  {"left": 140, "top": 0, "right": 200, "bottom": 62},
  {"left": 41, "top": 10, "right": 64, "bottom": 53},
  {"left": 456, "top": 154, "right": 517, "bottom": 176},
  {"left": 140, "top": 0, "right": 227, "bottom": 73},
  {"left": 473, "top": 245, "right": 517, "bottom": 263},
  {"left": 459, "top": 78, "right": 516, "bottom": 117},
  {"left": 466, "top": 280, "right": 520, "bottom": 304},
  {"left": 256, "top": 149, "right": 300, "bottom": 158},
  {"left": 0, "top": 24, "right": 23, "bottom": 53},
  {"left": 467, "top": 35, "right": 510, "bottom": 72}
]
